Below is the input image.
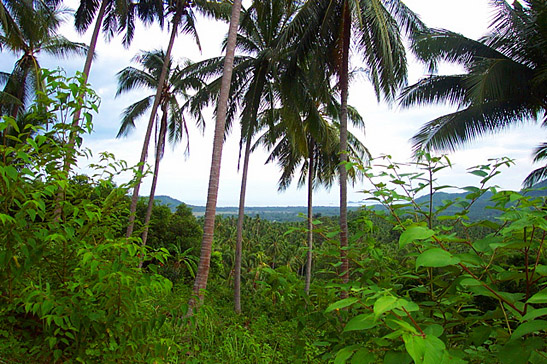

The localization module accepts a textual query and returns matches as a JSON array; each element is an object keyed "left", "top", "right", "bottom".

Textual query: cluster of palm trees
[{"left": 1, "top": 0, "right": 545, "bottom": 313}]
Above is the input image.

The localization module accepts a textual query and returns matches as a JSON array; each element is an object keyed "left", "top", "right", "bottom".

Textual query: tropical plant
[
  {"left": 0, "top": 69, "right": 173, "bottom": 362},
  {"left": 399, "top": 0, "right": 547, "bottom": 187},
  {"left": 316, "top": 153, "right": 547, "bottom": 364},
  {"left": 0, "top": 0, "right": 87, "bottom": 119},
  {"left": 258, "top": 62, "right": 369, "bottom": 293},
  {"left": 182, "top": 0, "right": 302, "bottom": 313},
  {"left": 191, "top": 0, "right": 243, "bottom": 309},
  {"left": 286, "top": 0, "right": 425, "bottom": 293},
  {"left": 125, "top": 0, "right": 230, "bottom": 238},
  {"left": 116, "top": 49, "right": 199, "bottom": 248}
]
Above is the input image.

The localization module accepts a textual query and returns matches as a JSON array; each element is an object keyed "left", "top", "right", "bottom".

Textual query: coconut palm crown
[{"left": 399, "top": 0, "right": 546, "bottom": 186}]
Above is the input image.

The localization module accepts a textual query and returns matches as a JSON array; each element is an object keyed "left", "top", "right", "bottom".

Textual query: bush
[{"left": 0, "top": 70, "right": 173, "bottom": 362}]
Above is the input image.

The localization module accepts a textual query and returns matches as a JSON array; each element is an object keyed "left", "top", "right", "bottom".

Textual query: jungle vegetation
[{"left": 1, "top": 0, "right": 546, "bottom": 362}]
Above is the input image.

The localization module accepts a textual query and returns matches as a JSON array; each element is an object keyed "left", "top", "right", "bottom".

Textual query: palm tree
[
  {"left": 115, "top": 50, "right": 199, "bottom": 250},
  {"left": 258, "top": 91, "right": 369, "bottom": 294},
  {"left": 182, "top": 0, "right": 300, "bottom": 313},
  {"left": 399, "top": 1, "right": 546, "bottom": 187},
  {"left": 191, "top": 0, "right": 243, "bottom": 308},
  {"left": 125, "top": 0, "right": 229, "bottom": 238},
  {"left": 287, "top": 0, "right": 424, "bottom": 293},
  {"left": 0, "top": 0, "right": 87, "bottom": 119},
  {"left": 63, "top": 0, "right": 161, "bottom": 169}
]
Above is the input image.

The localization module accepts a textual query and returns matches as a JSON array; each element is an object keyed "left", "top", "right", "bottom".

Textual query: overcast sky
[{"left": 1, "top": 0, "right": 544, "bottom": 206}]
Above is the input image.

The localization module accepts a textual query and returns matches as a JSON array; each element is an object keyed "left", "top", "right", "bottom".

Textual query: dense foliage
[{"left": 1, "top": 0, "right": 546, "bottom": 362}]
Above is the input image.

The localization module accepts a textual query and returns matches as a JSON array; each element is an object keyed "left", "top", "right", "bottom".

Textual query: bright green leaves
[
  {"left": 399, "top": 226, "right": 435, "bottom": 249},
  {"left": 416, "top": 248, "right": 461, "bottom": 268},
  {"left": 325, "top": 297, "right": 359, "bottom": 313},
  {"left": 343, "top": 314, "right": 377, "bottom": 332},
  {"left": 402, "top": 334, "right": 448, "bottom": 364},
  {"left": 511, "top": 320, "right": 547, "bottom": 340},
  {"left": 527, "top": 289, "right": 547, "bottom": 304},
  {"left": 374, "top": 295, "right": 400, "bottom": 317}
]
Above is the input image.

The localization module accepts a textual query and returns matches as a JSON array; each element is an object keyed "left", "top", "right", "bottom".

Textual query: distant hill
[
  {"left": 151, "top": 182, "right": 546, "bottom": 222},
  {"left": 153, "top": 196, "right": 356, "bottom": 222}
]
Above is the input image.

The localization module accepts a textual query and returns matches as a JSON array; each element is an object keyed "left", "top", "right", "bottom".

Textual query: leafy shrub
[
  {"left": 0, "top": 70, "right": 173, "bottom": 363},
  {"left": 317, "top": 154, "right": 547, "bottom": 363}
]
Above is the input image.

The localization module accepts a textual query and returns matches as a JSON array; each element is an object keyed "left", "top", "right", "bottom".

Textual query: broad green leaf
[
  {"left": 498, "top": 339, "right": 533, "bottom": 364},
  {"left": 374, "top": 296, "right": 400, "bottom": 317},
  {"left": 325, "top": 298, "right": 359, "bottom": 313},
  {"left": 424, "top": 324, "right": 444, "bottom": 338},
  {"left": 351, "top": 348, "right": 375, "bottom": 364},
  {"left": 527, "top": 289, "right": 547, "bottom": 304},
  {"left": 522, "top": 308, "right": 547, "bottom": 322},
  {"left": 511, "top": 320, "right": 547, "bottom": 340},
  {"left": 416, "top": 248, "right": 461, "bottom": 268},
  {"left": 399, "top": 226, "right": 435, "bottom": 249},
  {"left": 387, "top": 318, "right": 417, "bottom": 333},
  {"left": 459, "top": 278, "right": 482, "bottom": 287},
  {"left": 403, "top": 334, "right": 446, "bottom": 364},
  {"left": 334, "top": 345, "right": 360, "bottom": 364},
  {"left": 344, "top": 314, "right": 377, "bottom": 332},
  {"left": 534, "top": 265, "right": 547, "bottom": 276}
]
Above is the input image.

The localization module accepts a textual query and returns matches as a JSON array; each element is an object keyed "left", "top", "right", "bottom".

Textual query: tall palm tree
[
  {"left": 258, "top": 87, "right": 369, "bottom": 294},
  {"left": 125, "top": 0, "right": 229, "bottom": 238},
  {"left": 191, "top": 0, "right": 243, "bottom": 308},
  {"left": 399, "top": 0, "right": 546, "bottom": 187},
  {"left": 115, "top": 50, "right": 199, "bottom": 249},
  {"left": 287, "top": 0, "right": 424, "bottom": 292},
  {"left": 0, "top": 0, "right": 87, "bottom": 119},
  {"left": 182, "top": 0, "right": 300, "bottom": 313}
]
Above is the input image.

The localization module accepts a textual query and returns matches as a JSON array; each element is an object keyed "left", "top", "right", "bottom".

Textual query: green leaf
[
  {"left": 527, "top": 289, "right": 547, "bottom": 304},
  {"left": 325, "top": 298, "right": 359, "bottom": 313},
  {"left": 383, "top": 351, "right": 412, "bottom": 364},
  {"left": 469, "top": 170, "right": 488, "bottom": 177},
  {"left": 403, "top": 334, "right": 446, "bottom": 364},
  {"left": 498, "top": 339, "right": 533, "bottom": 364},
  {"left": 416, "top": 248, "right": 461, "bottom": 268},
  {"left": 334, "top": 345, "right": 360, "bottom": 364},
  {"left": 534, "top": 265, "right": 547, "bottom": 276},
  {"left": 399, "top": 226, "right": 435, "bottom": 249},
  {"left": 351, "top": 348, "right": 375, "bottom": 364},
  {"left": 374, "top": 296, "right": 400, "bottom": 317},
  {"left": 424, "top": 324, "right": 444, "bottom": 338},
  {"left": 511, "top": 320, "right": 547, "bottom": 340},
  {"left": 522, "top": 308, "right": 547, "bottom": 322},
  {"left": 344, "top": 314, "right": 377, "bottom": 332}
]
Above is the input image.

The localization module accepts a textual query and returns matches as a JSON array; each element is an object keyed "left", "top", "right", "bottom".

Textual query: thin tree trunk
[
  {"left": 338, "top": 4, "right": 351, "bottom": 298},
  {"left": 191, "top": 0, "right": 243, "bottom": 307},
  {"left": 234, "top": 136, "right": 251, "bottom": 313},
  {"left": 54, "top": 0, "right": 108, "bottom": 221},
  {"left": 126, "top": 10, "right": 182, "bottom": 238},
  {"left": 305, "top": 140, "right": 314, "bottom": 294},
  {"left": 66, "top": 0, "right": 108, "bottom": 167},
  {"left": 140, "top": 105, "right": 167, "bottom": 257}
]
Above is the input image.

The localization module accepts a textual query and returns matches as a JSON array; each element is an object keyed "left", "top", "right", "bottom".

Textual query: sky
[{"left": 1, "top": 0, "right": 545, "bottom": 206}]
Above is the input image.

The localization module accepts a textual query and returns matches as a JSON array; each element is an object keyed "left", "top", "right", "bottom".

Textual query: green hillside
[{"left": 153, "top": 182, "right": 547, "bottom": 222}]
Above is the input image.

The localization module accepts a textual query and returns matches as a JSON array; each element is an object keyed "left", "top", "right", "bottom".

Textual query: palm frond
[{"left": 117, "top": 96, "right": 153, "bottom": 138}]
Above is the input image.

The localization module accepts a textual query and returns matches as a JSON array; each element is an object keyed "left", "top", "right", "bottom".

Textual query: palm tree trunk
[
  {"left": 338, "top": 3, "right": 351, "bottom": 298},
  {"left": 66, "top": 0, "right": 108, "bottom": 167},
  {"left": 126, "top": 9, "right": 182, "bottom": 238},
  {"left": 140, "top": 105, "right": 167, "bottom": 257},
  {"left": 305, "top": 140, "right": 314, "bottom": 294},
  {"left": 54, "top": 0, "right": 108, "bottom": 221},
  {"left": 191, "top": 0, "right": 243, "bottom": 307},
  {"left": 234, "top": 136, "right": 251, "bottom": 313}
]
